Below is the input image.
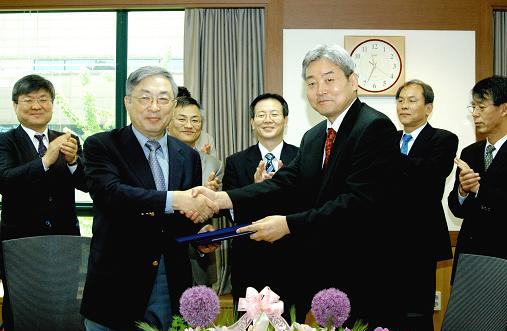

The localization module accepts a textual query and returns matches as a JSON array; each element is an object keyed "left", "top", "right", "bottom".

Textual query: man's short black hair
[
  {"left": 12, "top": 74, "right": 55, "bottom": 103},
  {"left": 395, "top": 79, "right": 434, "bottom": 104},
  {"left": 177, "top": 86, "right": 191, "bottom": 98},
  {"left": 472, "top": 75, "right": 507, "bottom": 106},
  {"left": 249, "top": 93, "right": 289, "bottom": 119}
]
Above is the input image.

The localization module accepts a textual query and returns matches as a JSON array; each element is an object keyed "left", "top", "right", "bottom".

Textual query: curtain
[
  {"left": 184, "top": 8, "right": 265, "bottom": 295},
  {"left": 494, "top": 10, "right": 507, "bottom": 76}
]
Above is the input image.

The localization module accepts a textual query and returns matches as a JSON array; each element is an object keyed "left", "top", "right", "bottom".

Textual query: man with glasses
[
  {"left": 449, "top": 75, "right": 507, "bottom": 283},
  {"left": 81, "top": 66, "right": 218, "bottom": 331},
  {"left": 221, "top": 93, "right": 300, "bottom": 321},
  {"left": 395, "top": 79, "right": 458, "bottom": 331},
  {"left": 0, "top": 74, "right": 87, "bottom": 330}
]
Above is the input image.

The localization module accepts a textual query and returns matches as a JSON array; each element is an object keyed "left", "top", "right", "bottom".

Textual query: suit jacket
[
  {"left": 80, "top": 125, "right": 202, "bottom": 329},
  {"left": 227, "top": 100, "right": 407, "bottom": 328},
  {"left": 222, "top": 142, "right": 299, "bottom": 301},
  {"left": 199, "top": 151, "right": 223, "bottom": 186},
  {"left": 398, "top": 124, "right": 457, "bottom": 262},
  {"left": 0, "top": 125, "right": 87, "bottom": 240},
  {"left": 448, "top": 139, "right": 507, "bottom": 282}
]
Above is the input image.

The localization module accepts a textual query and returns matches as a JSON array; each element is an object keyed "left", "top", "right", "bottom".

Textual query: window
[{"left": 0, "top": 10, "right": 185, "bottom": 235}]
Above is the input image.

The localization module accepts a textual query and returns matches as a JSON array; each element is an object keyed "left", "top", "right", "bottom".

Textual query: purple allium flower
[
  {"left": 311, "top": 288, "right": 351, "bottom": 328},
  {"left": 179, "top": 286, "right": 220, "bottom": 327},
  {"left": 373, "top": 328, "right": 390, "bottom": 331}
]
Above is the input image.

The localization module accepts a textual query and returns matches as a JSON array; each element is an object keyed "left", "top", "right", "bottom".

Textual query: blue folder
[{"left": 175, "top": 224, "right": 254, "bottom": 245}]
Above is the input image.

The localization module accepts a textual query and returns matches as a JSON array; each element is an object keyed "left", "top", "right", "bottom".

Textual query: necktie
[
  {"left": 145, "top": 140, "right": 166, "bottom": 191},
  {"left": 485, "top": 144, "right": 496, "bottom": 171},
  {"left": 324, "top": 128, "right": 336, "bottom": 168},
  {"left": 34, "top": 134, "right": 47, "bottom": 157},
  {"left": 400, "top": 133, "right": 413, "bottom": 155},
  {"left": 265, "top": 153, "right": 275, "bottom": 173}
]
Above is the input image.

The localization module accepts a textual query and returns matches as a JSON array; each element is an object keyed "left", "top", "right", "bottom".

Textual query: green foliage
[
  {"left": 289, "top": 304, "right": 296, "bottom": 325},
  {"left": 136, "top": 315, "right": 190, "bottom": 331},
  {"left": 55, "top": 69, "right": 114, "bottom": 140}
]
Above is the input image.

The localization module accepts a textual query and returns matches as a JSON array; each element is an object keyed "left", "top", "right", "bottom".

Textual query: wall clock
[{"left": 344, "top": 36, "right": 405, "bottom": 96}]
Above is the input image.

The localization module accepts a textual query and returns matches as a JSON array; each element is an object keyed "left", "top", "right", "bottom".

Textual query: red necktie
[{"left": 324, "top": 128, "right": 336, "bottom": 168}]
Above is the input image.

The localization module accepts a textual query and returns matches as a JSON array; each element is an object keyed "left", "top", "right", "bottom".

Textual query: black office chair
[
  {"left": 1, "top": 235, "right": 91, "bottom": 331},
  {"left": 441, "top": 253, "right": 507, "bottom": 331}
]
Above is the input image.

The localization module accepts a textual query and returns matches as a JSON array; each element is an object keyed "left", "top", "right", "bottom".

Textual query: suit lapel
[
  {"left": 167, "top": 136, "right": 185, "bottom": 191},
  {"left": 317, "top": 100, "right": 362, "bottom": 200},
  {"left": 280, "top": 142, "right": 296, "bottom": 165},
  {"left": 408, "top": 124, "right": 434, "bottom": 156},
  {"left": 14, "top": 125, "right": 39, "bottom": 162},
  {"left": 486, "top": 139, "right": 507, "bottom": 175},
  {"left": 118, "top": 126, "right": 157, "bottom": 190},
  {"left": 246, "top": 144, "right": 263, "bottom": 179}
]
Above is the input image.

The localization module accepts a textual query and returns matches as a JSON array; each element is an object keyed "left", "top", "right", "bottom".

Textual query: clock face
[{"left": 350, "top": 39, "right": 402, "bottom": 93}]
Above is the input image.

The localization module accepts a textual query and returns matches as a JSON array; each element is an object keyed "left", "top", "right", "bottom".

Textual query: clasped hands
[
  {"left": 454, "top": 158, "right": 480, "bottom": 196},
  {"left": 42, "top": 132, "right": 79, "bottom": 168},
  {"left": 180, "top": 186, "right": 290, "bottom": 243}
]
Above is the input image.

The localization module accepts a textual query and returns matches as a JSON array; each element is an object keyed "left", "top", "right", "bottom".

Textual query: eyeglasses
[
  {"left": 254, "top": 112, "right": 283, "bottom": 120},
  {"left": 467, "top": 103, "right": 492, "bottom": 114},
  {"left": 18, "top": 97, "right": 52, "bottom": 106},
  {"left": 131, "top": 95, "right": 173, "bottom": 107}
]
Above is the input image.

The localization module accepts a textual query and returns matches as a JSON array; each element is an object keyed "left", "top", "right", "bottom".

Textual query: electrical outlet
[{"left": 434, "top": 291, "right": 441, "bottom": 311}]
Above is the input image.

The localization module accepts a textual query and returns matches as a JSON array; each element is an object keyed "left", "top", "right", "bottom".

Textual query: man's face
[
  {"left": 13, "top": 88, "right": 53, "bottom": 132},
  {"left": 251, "top": 98, "right": 287, "bottom": 141},
  {"left": 471, "top": 95, "right": 507, "bottom": 136},
  {"left": 168, "top": 104, "right": 202, "bottom": 146},
  {"left": 124, "top": 75, "right": 175, "bottom": 140},
  {"left": 396, "top": 84, "right": 432, "bottom": 132},
  {"left": 305, "top": 58, "right": 358, "bottom": 123}
]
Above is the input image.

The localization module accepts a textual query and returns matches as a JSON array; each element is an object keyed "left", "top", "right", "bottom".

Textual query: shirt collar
[
  {"left": 326, "top": 98, "right": 356, "bottom": 132},
  {"left": 487, "top": 134, "right": 507, "bottom": 153},
  {"left": 258, "top": 141, "right": 284, "bottom": 161},
  {"left": 402, "top": 122, "right": 427, "bottom": 142},
  {"left": 20, "top": 124, "right": 49, "bottom": 144},
  {"left": 131, "top": 125, "right": 168, "bottom": 159}
]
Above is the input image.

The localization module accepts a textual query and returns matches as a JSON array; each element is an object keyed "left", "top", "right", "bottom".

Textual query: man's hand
[
  {"left": 173, "top": 189, "right": 219, "bottom": 223},
  {"left": 61, "top": 135, "right": 79, "bottom": 164},
  {"left": 191, "top": 186, "right": 233, "bottom": 209},
  {"left": 196, "top": 224, "right": 220, "bottom": 254},
  {"left": 237, "top": 215, "right": 290, "bottom": 243},
  {"left": 455, "top": 158, "right": 480, "bottom": 195},
  {"left": 42, "top": 132, "right": 72, "bottom": 168},
  {"left": 201, "top": 143, "right": 211, "bottom": 155},
  {"left": 205, "top": 171, "right": 221, "bottom": 191},
  {"left": 253, "top": 160, "right": 284, "bottom": 183}
]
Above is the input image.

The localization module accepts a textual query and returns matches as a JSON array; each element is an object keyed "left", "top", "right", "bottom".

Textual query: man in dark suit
[
  {"left": 193, "top": 45, "right": 407, "bottom": 329},
  {"left": 396, "top": 80, "right": 458, "bottom": 331},
  {"left": 222, "top": 93, "right": 300, "bottom": 320},
  {"left": 449, "top": 75, "right": 507, "bottom": 283},
  {"left": 0, "top": 74, "right": 87, "bottom": 330},
  {"left": 81, "top": 66, "right": 218, "bottom": 331}
]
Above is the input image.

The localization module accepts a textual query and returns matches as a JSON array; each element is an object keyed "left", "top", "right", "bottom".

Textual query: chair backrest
[
  {"left": 441, "top": 253, "right": 507, "bottom": 331},
  {"left": 2, "top": 235, "right": 91, "bottom": 331}
]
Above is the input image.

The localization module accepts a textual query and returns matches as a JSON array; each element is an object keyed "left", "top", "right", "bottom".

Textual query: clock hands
[{"left": 367, "top": 57, "right": 377, "bottom": 82}]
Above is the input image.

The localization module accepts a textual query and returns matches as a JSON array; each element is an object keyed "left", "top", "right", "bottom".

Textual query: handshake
[{"left": 173, "top": 186, "right": 233, "bottom": 223}]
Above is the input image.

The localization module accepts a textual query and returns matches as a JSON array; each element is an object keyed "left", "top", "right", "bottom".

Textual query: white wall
[{"left": 283, "top": 29, "right": 476, "bottom": 231}]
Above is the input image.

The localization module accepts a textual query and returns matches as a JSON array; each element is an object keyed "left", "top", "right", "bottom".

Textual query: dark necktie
[
  {"left": 400, "top": 133, "right": 413, "bottom": 155},
  {"left": 485, "top": 144, "right": 496, "bottom": 171},
  {"left": 324, "top": 128, "right": 336, "bottom": 168},
  {"left": 265, "top": 153, "right": 275, "bottom": 173},
  {"left": 145, "top": 140, "right": 166, "bottom": 191},
  {"left": 34, "top": 134, "right": 47, "bottom": 157}
]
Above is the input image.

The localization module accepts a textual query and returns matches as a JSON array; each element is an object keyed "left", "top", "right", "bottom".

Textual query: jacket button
[
  {"left": 152, "top": 260, "right": 159, "bottom": 267},
  {"left": 48, "top": 196, "right": 53, "bottom": 202},
  {"left": 45, "top": 220, "right": 52, "bottom": 228}
]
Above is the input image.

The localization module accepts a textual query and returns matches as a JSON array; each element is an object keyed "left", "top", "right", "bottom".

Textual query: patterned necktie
[
  {"left": 265, "top": 153, "right": 275, "bottom": 173},
  {"left": 34, "top": 134, "right": 47, "bottom": 157},
  {"left": 485, "top": 144, "right": 496, "bottom": 171},
  {"left": 324, "top": 128, "right": 337, "bottom": 168},
  {"left": 400, "top": 133, "right": 413, "bottom": 155},
  {"left": 145, "top": 140, "right": 166, "bottom": 191}
]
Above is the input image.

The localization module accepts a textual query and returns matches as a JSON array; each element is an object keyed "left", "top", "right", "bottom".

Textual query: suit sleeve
[
  {"left": 0, "top": 133, "right": 46, "bottom": 193},
  {"left": 83, "top": 134, "right": 167, "bottom": 214}
]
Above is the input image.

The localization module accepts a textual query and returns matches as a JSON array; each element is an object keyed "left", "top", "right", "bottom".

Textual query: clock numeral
[
  {"left": 390, "top": 53, "right": 394, "bottom": 59},
  {"left": 393, "top": 63, "right": 397, "bottom": 69},
  {"left": 372, "top": 83, "right": 376, "bottom": 89},
  {"left": 383, "top": 81, "right": 387, "bottom": 86},
  {"left": 390, "top": 73, "right": 394, "bottom": 79},
  {"left": 355, "top": 53, "right": 360, "bottom": 59},
  {"left": 362, "top": 46, "right": 367, "bottom": 52},
  {"left": 372, "top": 44, "right": 378, "bottom": 50},
  {"left": 363, "top": 80, "right": 367, "bottom": 85}
]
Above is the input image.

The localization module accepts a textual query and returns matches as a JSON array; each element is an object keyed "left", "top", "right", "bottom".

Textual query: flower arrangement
[{"left": 137, "top": 286, "right": 396, "bottom": 331}]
